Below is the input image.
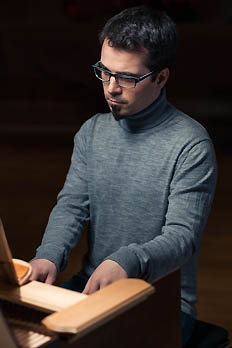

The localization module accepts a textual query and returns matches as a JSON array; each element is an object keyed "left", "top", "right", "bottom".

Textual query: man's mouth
[{"left": 108, "top": 99, "right": 122, "bottom": 105}]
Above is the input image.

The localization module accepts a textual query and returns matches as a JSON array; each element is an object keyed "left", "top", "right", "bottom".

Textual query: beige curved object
[
  {"left": 0, "top": 219, "right": 31, "bottom": 286},
  {"left": 12, "top": 258, "right": 32, "bottom": 286}
]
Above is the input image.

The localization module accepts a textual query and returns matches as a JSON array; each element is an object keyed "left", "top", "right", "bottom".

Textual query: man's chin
[
  {"left": 112, "top": 112, "right": 122, "bottom": 121},
  {"left": 111, "top": 110, "right": 127, "bottom": 121},
  {"left": 110, "top": 104, "right": 132, "bottom": 121},
  {"left": 110, "top": 104, "right": 122, "bottom": 120}
]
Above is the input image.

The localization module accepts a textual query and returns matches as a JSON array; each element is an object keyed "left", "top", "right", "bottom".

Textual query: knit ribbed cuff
[
  {"left": 33, "top": 244, "right": 67, "bottom": 272},
  {"left": 105, "top": 246, "right": 141, "bottom": 279}
]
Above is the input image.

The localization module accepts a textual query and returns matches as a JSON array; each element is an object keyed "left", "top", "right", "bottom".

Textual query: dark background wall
[
  {"left": 0, "top": 1, "right": 232, "bottom": 137},
  {"left": 0, "top": 0, "right": 232, "bottom": 339}
]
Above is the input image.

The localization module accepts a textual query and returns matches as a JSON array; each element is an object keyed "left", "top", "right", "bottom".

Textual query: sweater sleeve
[
  {"left": 106, "top": 139, "right": 217, "bottom": 282},
  {"left": 33, "top": 123, "right": 90, "bottom": 272}
]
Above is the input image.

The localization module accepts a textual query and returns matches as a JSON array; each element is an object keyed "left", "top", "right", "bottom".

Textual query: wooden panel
[
  {"left": 0, "top": 219, "right": 19, "bottom": 286},
  {"left": 0, "top": 309, "right": 17, "bottom": 348},
  {"left": 43, "top": 278, "right": 154, "bottom": 335},
  {"left": 46, "top": 270, "right": 181, "bottom": 348},
  {"left": 0, "top": 281, "right": 87, "bottom": 313}
]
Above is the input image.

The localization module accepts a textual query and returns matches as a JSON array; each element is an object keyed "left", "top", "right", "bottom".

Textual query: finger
[
  {"left": 82, "top": 278, "right": 91, "bottom": 294},
  {"left": 37, "top": 272, "right": 48, "bottom": 283},
  {"left": 99, "top": 278, "right": 110, "bottom": 289},
  {"left": 45, "top": 272, "right": 56, "bottom": 285},
  {"left": 83, "top": 277, "right": 100, "bottom": 295},
  {"left": 29, "top": 269, "right": 43, "bottom": 282},
  {"left": 29, "top": 268, "right": 36, "bottom": 281},
  {"left": 29, "top": 273, "right": 36, "bottom": 281}
]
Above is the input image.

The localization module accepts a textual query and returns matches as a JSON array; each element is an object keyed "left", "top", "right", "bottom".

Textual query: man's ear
[{"left": 156, "top": 68, "right": 170, "bottom": 89}]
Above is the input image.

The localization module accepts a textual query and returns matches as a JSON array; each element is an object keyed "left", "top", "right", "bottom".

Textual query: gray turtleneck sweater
[{"left": 34, "top": 91, "right": 217, "bottom": 318}]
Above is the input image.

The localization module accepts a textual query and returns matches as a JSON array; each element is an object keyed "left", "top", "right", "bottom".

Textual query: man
[{"left": 30, "top": 6, "right": 217, "bottom": 346}]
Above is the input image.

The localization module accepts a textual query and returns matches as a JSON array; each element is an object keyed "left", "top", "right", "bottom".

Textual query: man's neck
[{"left": 117, "top": 89, "right": 168, "bottom": 132}]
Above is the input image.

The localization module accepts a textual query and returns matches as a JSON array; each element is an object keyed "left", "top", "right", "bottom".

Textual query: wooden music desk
[
  {"left": 1, "top": 269, "right": 181, "bottom": 348},
  {"left": 47, "top": 268, "right": 182, "bottom": 348},
  {"left": 0, "top": 218, "right": 181, "bottom": 348}
]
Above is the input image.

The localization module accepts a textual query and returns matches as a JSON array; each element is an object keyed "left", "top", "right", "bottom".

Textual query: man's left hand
[{"left": 83, "top": 260, "right": 128, "bottom": 294}]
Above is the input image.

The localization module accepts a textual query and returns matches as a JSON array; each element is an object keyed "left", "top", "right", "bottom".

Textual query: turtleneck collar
[{"left": 117, "top": 88, "right": 169, "bottom": 133}]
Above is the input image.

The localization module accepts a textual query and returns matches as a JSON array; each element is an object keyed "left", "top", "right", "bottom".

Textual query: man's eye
[
  {"left": 119, "top": 76, "right": 135, "bottom": 83},
  {"left": 101, "top": 70, "right": 110, "bottom": 79}
]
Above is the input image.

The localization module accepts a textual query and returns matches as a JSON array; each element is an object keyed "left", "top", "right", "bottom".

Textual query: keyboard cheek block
[{"left": 42, "top": 278, "right": 154, "bottom": 336}]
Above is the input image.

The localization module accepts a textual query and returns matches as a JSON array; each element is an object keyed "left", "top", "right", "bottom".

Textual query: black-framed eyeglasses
[{"left": 92, "top": 61, "right": 155, "bottom": 89}]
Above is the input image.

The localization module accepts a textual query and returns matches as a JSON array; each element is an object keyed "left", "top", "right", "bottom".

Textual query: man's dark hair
[{"left": 99, "top": 6, "right": 178, "bottom": 78}]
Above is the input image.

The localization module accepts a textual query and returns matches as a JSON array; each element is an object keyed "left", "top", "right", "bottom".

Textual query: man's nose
[{"left": 107, "top": 76, "right": 122, "bottom": 94}]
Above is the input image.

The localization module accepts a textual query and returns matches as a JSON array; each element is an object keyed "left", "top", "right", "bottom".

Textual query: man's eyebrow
[{"left": 99, "top": 62, "right": 139, "bottom": 78}]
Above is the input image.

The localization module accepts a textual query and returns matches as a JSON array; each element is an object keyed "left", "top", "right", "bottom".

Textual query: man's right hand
[{"left": 29, "top": 259, "right": 57, "bottom": 284}]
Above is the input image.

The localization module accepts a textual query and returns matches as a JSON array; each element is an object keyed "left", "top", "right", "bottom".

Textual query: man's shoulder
[
  {"left": 74, "top": 112, "right": 113, "bottom": 137},
  {"left": 87, "top": 112, "right": 112, "bottom": 124},
  {"left": 168, "top": 104, "right": 211, "bottom": 142},
  {"left": 83, "top": 111, "right": 113, "bottom": 128}
]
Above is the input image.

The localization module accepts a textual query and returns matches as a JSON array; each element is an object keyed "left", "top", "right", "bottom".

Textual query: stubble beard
[
  {"left": 105, "top": 93, "right": 128, "bottom": 120},
  {"left": 110, "top": 103, "right": 122, "bottom": 121}
]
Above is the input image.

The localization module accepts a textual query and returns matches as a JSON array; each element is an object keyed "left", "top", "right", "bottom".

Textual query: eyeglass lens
[{"left": 94, "top": 67, "right": 136, "bottom": 88}]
